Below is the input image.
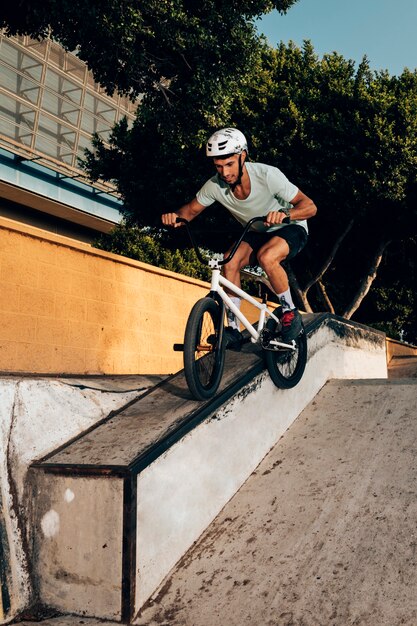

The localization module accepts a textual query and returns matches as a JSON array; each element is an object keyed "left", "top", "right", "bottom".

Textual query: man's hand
[
  {"left": 161, "top": 212, "right": 183, "bottom": 227},
  {"left": 264, "top": 210, "right": 289, "bottom": 227}
]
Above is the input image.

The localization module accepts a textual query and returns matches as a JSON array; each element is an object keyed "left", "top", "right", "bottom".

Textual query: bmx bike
[{"left": 175, "top": 215, "right": 307, "bottom": 400}]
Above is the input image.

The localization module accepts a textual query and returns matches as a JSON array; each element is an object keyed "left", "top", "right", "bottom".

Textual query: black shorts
[{"left": 243, "top": 224, "right": 308, "bottom": 262}]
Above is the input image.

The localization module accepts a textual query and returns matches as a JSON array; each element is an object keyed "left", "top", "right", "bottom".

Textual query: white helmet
[{"left": 206, "top": 128, "right": 248, "bottom": 157}]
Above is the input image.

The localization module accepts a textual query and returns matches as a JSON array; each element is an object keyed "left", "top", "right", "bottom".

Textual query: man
[{"left": 162, "top": 127, "right": 317, "bottom": 349}]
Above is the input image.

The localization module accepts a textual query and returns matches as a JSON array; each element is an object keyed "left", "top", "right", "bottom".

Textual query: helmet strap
[{"left": 229, "top": 153, "right": 244, "bottom": 191}]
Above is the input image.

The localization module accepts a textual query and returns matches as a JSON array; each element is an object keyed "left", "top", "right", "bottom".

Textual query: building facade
[{"left": 0, "top": 33, "right": 137, "bottom": 241}]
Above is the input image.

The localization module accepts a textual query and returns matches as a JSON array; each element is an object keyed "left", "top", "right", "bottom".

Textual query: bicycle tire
[
  {"left": 183, "top": 297, "right": 225, "bottom": 400},
  {"left": 264, "top": 307, "right": 307, "bottom": 389}
]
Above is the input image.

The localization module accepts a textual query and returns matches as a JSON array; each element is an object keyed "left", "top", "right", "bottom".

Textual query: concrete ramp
[
  {"left": 136, "top": 378, "right": 417, "bottom": 626},
  {"left": 27, "top": 315, "right": 387, "bottom": 623}
]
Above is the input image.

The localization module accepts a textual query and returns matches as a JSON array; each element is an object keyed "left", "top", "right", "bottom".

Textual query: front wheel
[
  {"left": 264, "top": 307, "right": 307, "bottom": 389},
  {"left": 183, "top": 297, "right": 225, "bottom": 400}
]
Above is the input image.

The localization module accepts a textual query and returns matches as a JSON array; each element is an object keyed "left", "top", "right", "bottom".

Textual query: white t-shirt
[{"left": 196, "top": 162, "right": 307, "bottom": 233}]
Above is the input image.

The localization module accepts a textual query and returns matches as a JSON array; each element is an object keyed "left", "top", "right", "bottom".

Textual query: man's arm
[
  {"left": 265, "top": 190, "right": 317, "bottom": 226},
  {"left": 161, "top": 197, "right": 207, "bottom": 228}
]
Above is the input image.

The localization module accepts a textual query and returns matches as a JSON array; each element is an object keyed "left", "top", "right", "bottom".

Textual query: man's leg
[
  {"left": 223, "top": 240, "right": 253, "bottom": 289},
  {"left": 222, "top": 241, "right": 253, "bottom": 349},
  {"left": 256, "top": 237, "right": 302, "bottom": 340}
]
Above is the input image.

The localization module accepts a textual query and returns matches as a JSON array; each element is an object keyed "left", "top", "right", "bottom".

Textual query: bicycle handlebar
[{"left": 175, "top": 214, "right": 290, "bottom": 266}]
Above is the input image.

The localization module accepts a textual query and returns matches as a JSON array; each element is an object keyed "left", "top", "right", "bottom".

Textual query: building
[{"left": 0, "top": 33, "right": 138, "bottom": 241}]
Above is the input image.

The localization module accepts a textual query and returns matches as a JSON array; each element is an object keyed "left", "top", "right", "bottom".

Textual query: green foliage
[
  {"left": 359, "top": 239, "right": 417, "bottom": 344},
  {"left": 3, "top": 0, "right": 416, "bottom": 334},
  {"left": 89, "top": 38, "right": 417, "bottom": 334},
  {"left": 232, "top": 42, "right": 417, "bottom": 320},
  {"left": 1, "top": 0, "right": 298, "bottom": 98},
  {"left": 94, "top": 221, "right": 211, "bottom": 282}
]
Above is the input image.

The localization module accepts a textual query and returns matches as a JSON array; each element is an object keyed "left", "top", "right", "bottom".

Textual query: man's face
[{"left": 213, "top": 153, "right": 244, "bottom": 185}]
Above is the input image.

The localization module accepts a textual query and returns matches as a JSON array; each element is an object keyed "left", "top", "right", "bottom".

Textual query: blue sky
[{"left": 257, "top": 0, "right": 417, "bottom": 76}]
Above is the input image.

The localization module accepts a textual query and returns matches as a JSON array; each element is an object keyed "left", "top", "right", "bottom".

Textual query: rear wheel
[
  {"left": 264, "top": 307, "right": 307, "bottom": 389},
  {"left": 183, "top": 297, "right": 225, "bottom": 400}
]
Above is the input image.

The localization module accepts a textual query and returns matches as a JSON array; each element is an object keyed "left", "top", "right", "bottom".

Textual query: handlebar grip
[
  {"left": 254, "top": 211, "right": 291, "bottom": 224},
  {"left": 175, "top": 217, "right": 188, "bottom": 224}
]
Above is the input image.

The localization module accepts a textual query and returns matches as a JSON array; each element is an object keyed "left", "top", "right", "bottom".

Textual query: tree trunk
[
  {"left": 287, "top": 263, "right": 313, "bottom": 312},
  {"left": 342, "top": 239, "right": 390, "bottom": 319},
  {"left": 304, "top": 219, "right": 354, "bottom": 300}
]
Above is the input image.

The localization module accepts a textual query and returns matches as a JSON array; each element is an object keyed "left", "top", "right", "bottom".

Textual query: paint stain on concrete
[
  {"left": 41, "top": 510, "right": 60, "bottom": 538},
  {"left": 64, "top": 489, "right": 75, "bottom": 503}
]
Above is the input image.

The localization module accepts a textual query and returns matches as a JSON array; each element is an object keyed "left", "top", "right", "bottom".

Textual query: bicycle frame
[
  {"left": 176, "top": 214, "right": 297, "bottom": 351},
  {"left": 175, "top": 215, "right": 306, "bottom": 398},
  {"left": 209, "top": 267, "right": 295, "bottom": 350}
]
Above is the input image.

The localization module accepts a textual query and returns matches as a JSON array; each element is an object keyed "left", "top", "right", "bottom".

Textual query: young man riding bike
[{"left": 162, "top": 127, "right": 317, "bottom": 349}]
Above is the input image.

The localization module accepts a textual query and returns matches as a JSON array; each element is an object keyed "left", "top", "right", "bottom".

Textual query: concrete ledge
[
  {"left": 386, "top": 337, "right": 417, "bottom": 362},
  {"left": 26, "top": 315, "right": 386, "bottom": 623},
  {"left": 0, "top": 376, "right": 160, "bottom": 624}
]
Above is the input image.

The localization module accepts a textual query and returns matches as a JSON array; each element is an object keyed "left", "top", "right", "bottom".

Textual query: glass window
[
  {"left": 45, "top": 68, "right": 82, "bottom": 104},
  {"left": 77, "top": 132, "right": 94, "bottom": 155},
  {"left": 41, "top": 91, "right": 80, "bottom": 125},
  {"left": 1, "top": 39, "right": 19, "bottom": 68},
  {"left": 83, "top": 93, "right": 116, "bottom": 124},
  {"left": 19, "top": 54, "right": 43, "bottom": 82},
  {"left": 80, "top": 109, "right": 112, "bottom": 136},
  {"left": 0, "top": 116, "right": 17, "bottom": 137},
  {"left": 34, "top": 134, "right": 60, "bottom": 159},
  {"left": 0, "top": 93, "right": 36, "bottom": 129},
  {"left": 35, "top": 134, "right": 77, "bottom": 162},
  {"left": 0, "top": 65, "right": 40, "bottom": 104},
  {"left": 0, "top": 40, "right": 43, "bottom": 81},
  {"left": 37, "top": 113, "right": 76, "bottom": 149},
  {"left": 0, "top": 116, "right": 33, "bottom": 146}
]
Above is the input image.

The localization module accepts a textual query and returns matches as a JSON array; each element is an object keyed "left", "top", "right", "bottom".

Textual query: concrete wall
[
  {"left": 0, "top": 377, "right": 143, "bottom": 622},
  {"left": 18, "top": 317, "right": 388, "bottom": 622},
  {"left": 0, "top": 216, "right": 209, "bottom": 375},
  {"left": 134, "top": 318, "right": 387, "bottom": 613}
]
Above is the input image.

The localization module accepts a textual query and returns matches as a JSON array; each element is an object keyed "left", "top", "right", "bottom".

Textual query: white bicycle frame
[{"left": 209, "top": 260, "right": 296, "bottom": 351}]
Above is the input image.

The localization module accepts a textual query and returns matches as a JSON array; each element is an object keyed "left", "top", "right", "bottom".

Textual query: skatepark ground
[{"left": 15, "top": 355, "right": 417, "bottom": 626}]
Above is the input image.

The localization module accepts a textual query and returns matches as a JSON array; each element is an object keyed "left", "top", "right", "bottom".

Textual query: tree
[
  {"left": 1, "top": 1, "right": 299, "bottom": 244},
  {"left": 6, "top": 0, "right": 415, "bottom": 334},
  {"left": 90, "top": 40, "right": 417, "bottom": 335},
  {"left": 1, "top": 1, "right": 298, "bottom": 98},
  {"left": 233, "top": 42, "right": 417, "bottom": 323}
]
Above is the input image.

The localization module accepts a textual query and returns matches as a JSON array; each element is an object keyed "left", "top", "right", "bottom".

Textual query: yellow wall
[
  {"left": 0, "top": 216, "right": 211, "bottom": 375},
  {"left": 0, "top": 217, "right": 271, "bottom": 376}
]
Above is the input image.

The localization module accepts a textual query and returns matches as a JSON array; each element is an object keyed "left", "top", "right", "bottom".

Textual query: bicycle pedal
[{"left": 261, "top": 329, "right": 296, "bottom": 352}]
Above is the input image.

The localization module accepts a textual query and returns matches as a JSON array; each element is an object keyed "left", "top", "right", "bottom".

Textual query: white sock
[
  {"left": 227, "top": 296, "right": 241, "bottom": 330},
  {"left": 277, "top": 288, "right": 295, "bottom": 311}
]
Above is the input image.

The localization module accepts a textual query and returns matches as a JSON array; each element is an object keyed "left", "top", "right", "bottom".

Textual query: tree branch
[
  {"left": 342, "top": 238, "right": 391, "bottom": 319},
  {"left": 304, "top": 218, "right": 355, "bottom": 293},
  {"left": 287, "top": 262, "right": 313, "bottom": 312},
  {"left": 317, "top": 279, "right": 335, "bottom": 313}
]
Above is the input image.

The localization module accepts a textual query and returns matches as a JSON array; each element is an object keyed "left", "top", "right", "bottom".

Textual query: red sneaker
[{"left": 281, "top": 309, "right": 302, "bottom": 341}]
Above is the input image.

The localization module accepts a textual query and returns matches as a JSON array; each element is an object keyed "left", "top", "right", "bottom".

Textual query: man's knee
[{"left": 257, "top": 247, "right": 287, "bottom": 270}]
